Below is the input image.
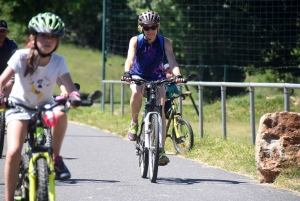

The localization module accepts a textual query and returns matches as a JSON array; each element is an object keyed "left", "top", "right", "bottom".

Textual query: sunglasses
[{"left": 143, "top": 25, "right": 158, "bottom": 31}]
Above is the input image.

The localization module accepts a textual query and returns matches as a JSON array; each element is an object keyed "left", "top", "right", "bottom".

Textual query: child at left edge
[{"left": 0, "top": 12, "right": 81, "bottom": 201}]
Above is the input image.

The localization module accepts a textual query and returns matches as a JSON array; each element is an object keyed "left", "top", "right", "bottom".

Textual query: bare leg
[
  {"left": 130, "top": 84, "right": 143, "bottom": 123},
  {"left": 52, "top": 108, "right": 67, "bottom": 158},
  {"left": 5, "top": 120, "right": 28, "bottom": 201}
]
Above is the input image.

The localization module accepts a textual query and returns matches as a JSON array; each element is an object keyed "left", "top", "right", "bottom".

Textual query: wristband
[{"left": 69, "top": 91, "right": 80, "bottom": 97}]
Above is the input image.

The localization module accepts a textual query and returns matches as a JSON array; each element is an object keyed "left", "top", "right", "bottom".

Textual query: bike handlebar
[
  {"left": 166, "top": 93, "right": 189, "bottom": 102},
  {"left": 121, "top": 77, "right": 189, "bottom": 87}
]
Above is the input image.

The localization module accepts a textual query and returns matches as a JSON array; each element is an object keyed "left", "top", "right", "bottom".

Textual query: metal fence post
[
  {"left": 121, "top": 83, "right": 124, "bottom": 116},
  {"left": 249, "top": 86, "right": 256, "bottom": 145},
  {"left": 284, "top": 87, "right": 290, "bottom": 112},
  {"left": 221, "top": 85, "right": 227, "bottom": 140},
  {"left": 198, "top": 85, "right": 204, "bottom": 139},
  {"left": 101, "top": 0, "right": 106, "bottom": 112},
  {"left": 110, "top": 83, "right": 114, "bottom": 114},
  {"left": 101, "top": 83, "right": 105, "bottom": 111},
  {"left": 178, "top": 85, "right": 182, "bottom": 115}
]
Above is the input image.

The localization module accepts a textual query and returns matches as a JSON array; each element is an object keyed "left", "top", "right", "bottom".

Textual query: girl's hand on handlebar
[
  {"left": 69, "top": 91, "right": 82, "bottom": 108},
  {"left": 60, "top": 92, "right": 69, "bottom": 99}
]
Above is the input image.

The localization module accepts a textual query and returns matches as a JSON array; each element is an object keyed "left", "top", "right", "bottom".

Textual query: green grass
[{"left": 57, "top": 43, "right": 300, "bottom": 194}]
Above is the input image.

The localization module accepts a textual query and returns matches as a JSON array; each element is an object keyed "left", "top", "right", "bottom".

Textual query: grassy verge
[{"left": 57, "top": 43, "right": 300, "bottom": 194}]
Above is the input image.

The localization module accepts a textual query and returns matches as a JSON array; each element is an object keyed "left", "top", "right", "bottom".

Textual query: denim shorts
[{"left": 5, "top": 100, "right": 55, "bottom": 125}]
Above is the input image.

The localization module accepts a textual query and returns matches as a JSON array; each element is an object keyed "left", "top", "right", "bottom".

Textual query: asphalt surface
[{"left": 0, "top": 122, "right": 299, "bottom": 201}]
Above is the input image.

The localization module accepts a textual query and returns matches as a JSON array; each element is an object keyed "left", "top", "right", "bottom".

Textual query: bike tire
[
  {"left": 149, "top": 114, "right": 159, "bottom": 183},
  {"left": 172, "top": 118, "right": 194, "bottom": 154},
  {"left": 14, "top": 154, "right": 30, "bottom": 201},
  {"left": 139, "top": 122, "right": 149, "bottom": 178},
  {"left": 36, "top": 157, "right": 49, "bottom": 201},
  {"left": 0, "top": 111, "right": 6, "bottom": 158}
]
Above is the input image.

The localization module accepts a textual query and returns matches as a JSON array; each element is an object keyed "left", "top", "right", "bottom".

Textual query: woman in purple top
[{"left": 122, "top": 10, "right": 185, "bottom": 165}]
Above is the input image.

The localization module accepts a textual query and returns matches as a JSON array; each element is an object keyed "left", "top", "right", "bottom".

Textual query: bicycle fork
[
  {"left": 143, "top": 111, "right": 163, "bottom": 149},
  {"left": 28, "top": 152, "right": 56, "bottom": 201}
]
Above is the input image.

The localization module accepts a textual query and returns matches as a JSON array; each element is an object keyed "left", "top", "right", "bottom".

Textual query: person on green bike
[
  {"left": 0, "top": 12, "right": 81, "bottom": 201},
  {"left": 164, "top": 63, "right": 191, "bottom": 119},
  {"left": 122, "top": 10, "right": 185, "bottom": 165}
]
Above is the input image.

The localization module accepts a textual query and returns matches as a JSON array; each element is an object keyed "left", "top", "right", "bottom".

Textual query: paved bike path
[{"left": 0, "top": 122, "right": 299, "bottom": 201}]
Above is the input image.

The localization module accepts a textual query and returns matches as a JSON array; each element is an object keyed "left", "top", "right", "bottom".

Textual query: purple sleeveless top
[{"left": 130, "top": 36, "right": 166, "bottom": 81}]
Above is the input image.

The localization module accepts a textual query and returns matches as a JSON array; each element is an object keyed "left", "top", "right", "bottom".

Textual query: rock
[{"left": 255, "top": 112, "right": 300, "bottom": 183}]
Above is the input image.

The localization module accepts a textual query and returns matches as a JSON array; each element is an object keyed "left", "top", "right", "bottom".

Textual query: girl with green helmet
[{"left": 0, "top": 12, "right": 81, "bottom": 200}]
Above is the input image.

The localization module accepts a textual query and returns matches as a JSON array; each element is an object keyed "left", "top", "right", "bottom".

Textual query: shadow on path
[{"left": 157, "top": 177, "right": 247, "bottom": 185}]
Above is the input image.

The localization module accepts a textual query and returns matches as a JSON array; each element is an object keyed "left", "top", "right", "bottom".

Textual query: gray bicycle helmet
[
  {"left": 28, "top": 12, "right": 65, "bottom": 37},
  {"left": 138, "top": 10, "right": 160, "bottom": 25}
]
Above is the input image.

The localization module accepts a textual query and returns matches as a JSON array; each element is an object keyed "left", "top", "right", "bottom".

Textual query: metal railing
[{"left": 101, "top": 80, "right": 300, "bottom": 145}]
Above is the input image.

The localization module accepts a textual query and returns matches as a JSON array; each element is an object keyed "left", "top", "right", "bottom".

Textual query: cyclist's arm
[
  {"left": 124, "top": 36, "right": 137, "bottom": 72},
  {"left": 164, "top": 37, "right": 181, "bottom": 76},
  {"left": 0, "top": 66, "right": 15, "bottom": 95},
  {"left": 56, "top": 78, "right": 68, "bottom": 97},
  {"left": 59, "top": 73, "right": 79, "bottom": 93}
]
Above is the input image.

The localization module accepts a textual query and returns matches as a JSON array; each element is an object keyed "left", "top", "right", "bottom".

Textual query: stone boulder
[{"left": 255, "top": 112, "right": 300, "bottom": 183}]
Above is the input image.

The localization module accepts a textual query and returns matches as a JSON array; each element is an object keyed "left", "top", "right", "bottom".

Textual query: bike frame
[
  {"left": 143, "top": 82, "right": 164, "bottom": 150},
  {"left": 166, "top": 97, "right": 182, "bottom": 139}
]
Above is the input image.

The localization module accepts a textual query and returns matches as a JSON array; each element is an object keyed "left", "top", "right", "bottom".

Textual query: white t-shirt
[{"left": 7, "top": 49, "right": 69, "bottom": 107}]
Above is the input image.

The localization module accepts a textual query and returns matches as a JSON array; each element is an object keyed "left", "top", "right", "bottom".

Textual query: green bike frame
[{"left": 28, "top": 126, "right": 56, "bottom": 201}]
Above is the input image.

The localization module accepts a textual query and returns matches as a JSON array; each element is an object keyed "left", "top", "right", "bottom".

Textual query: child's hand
[
  {"left": 69, "top": 91, "right": 81, "bottom": 107},
  {"left": 185, "top": 91, "right": 191, "bottom": 96},
  {"left": 60, "top": 92, "right": 69, "bottom": 99}
]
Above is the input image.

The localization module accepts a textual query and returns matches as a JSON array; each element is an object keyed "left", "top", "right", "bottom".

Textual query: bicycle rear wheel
[
  {"left": 149, "top": 114, "right": 159, "bottom": 183},
  {"left": 0, "top": 111, "right": 6, "bottom": 158},
  {"left": 138, "top": 122, "right": 148, "bottom": 178},
  {"left": 172, "top": 118, "right": 194, "bottom": 154},
  {"left": 14, "top": 154, "right": 29, "bottom": 201},
  {"left": 36, "top": 157, "right": 49, "bottom": 201}
]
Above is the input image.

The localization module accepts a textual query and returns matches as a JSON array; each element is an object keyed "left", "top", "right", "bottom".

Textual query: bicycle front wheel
[
  {"left": 0, "top": 111, "right": 6, "bottom": 158},
  {"left": 149, "top": 114, "right": 159, "bottom": 183},
  {"left": 172, "top": 118, "right": 194, "bottom": 154},
  {"left": 36, "top": 158, "right": 49, "bottom": 201},
  {"left": 138, "top": 122, "right": 148, "bottom": 178}
]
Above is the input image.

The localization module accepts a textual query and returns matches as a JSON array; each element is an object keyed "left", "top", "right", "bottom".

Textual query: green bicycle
[
  {"left": 13, "top": 89, "right": 101, "bottom": 201},
  {"left": 165, "top": 93, "right": 194, "bottom": 154}
]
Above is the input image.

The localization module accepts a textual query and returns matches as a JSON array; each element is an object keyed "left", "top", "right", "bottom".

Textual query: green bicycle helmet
[{"left": 28, "top": 12, "right": 65, "bottom": 36}]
